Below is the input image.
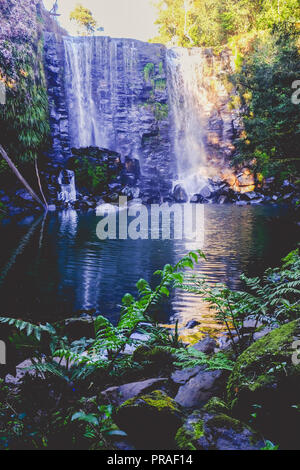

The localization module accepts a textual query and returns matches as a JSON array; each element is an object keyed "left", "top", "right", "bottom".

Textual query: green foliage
[
  {"left": 261, "top": 440, "right": 279, "bottom": 450},
  {"left": 152, "top": 0, "right": 300, "bottom": 180},
  {"left": 69, "top": 147, "right": 122, "bottom": 193},
  {"left": 165, "top": 346, "right": 234, "bottom": 371},
  {"left": 143, "top": 100, "right": 169, "bottom": 121},
  {"left": 0, "top": 251, "right": 205, "bottom": 383},
  {"left": 152, "top": 0, "right": 300, "bottom": 47},
  {"left": 180, "top": 249, "right": 300, "bottom": 356},
  {"left": 70, "top": 4, "right": 98, "bottom": 36},
  {"left": 0, "top": 3, "right": 50, "bottom": 168},
  {"left": 0, "top": 201, "right": 7, "bottom": 219},
  {"left": 155, "top": 78, "right": 167, "bottom": 90},
  {"left": 71, "top": 405, "right": 122, "bottom": 450},
  {"left": 242, "top": 249, "right": 300, "bottom": 323},
  {"left": 154, "top": 102, "right": 169, "bottom": 120},
  {"left": 231, "top": 28, "right": 300, "bottom": 177},
  {"left": 144, "top": 62, "right": 155, "bottom": 82},
  {"left": 74, "top": 157, "right": 113, "bottom": 192},
  {"left": 0, "top": 317, "right": 54, "bottom": 341}
]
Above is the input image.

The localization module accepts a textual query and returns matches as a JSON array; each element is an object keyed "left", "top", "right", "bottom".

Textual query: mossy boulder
[
  {"left": 227, "top": 319, "right": 300, "bottom": 449},
  {"left": 175, "top": 409, "right": 263, "bottom": 450},
  {"left": 175, "top": 411, "right": 204, "bottom": 451},
  {"left": 113, "top": 390, "right": 183, "bottom": 449}
]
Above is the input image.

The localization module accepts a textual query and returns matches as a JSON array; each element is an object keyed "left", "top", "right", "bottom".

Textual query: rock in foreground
[{"left": 113, "top": 390, "right": 183, "bottom": 449}]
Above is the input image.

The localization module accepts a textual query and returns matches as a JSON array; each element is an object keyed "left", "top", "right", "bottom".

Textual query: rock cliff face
[
  {"left": 44, "top": 34, "right": 172, "bottom": 198},
  {"left": 44, "top": 33, "right": 71, "bottom": 163},
  {"left": 44, "top": 35, "right": 239, "bottom": 199}
]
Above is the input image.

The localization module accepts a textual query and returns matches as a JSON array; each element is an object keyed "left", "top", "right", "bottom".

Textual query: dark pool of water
[{"left": 0, "top": 204, "right": 298, "bottom": 335}]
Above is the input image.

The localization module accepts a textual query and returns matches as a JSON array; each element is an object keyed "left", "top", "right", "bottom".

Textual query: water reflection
[
  {"left": 172, "top": 205, "right": 256, "bottom": 341},
  {"left": 0, "top": 205, "right": 298, "bottom": 337}
]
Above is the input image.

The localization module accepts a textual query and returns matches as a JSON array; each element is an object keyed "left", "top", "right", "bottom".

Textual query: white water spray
[
  {"left": 167, "top": 48, "right": 215, "bottom": 196},
  {"left": 58, "top": 169, "right": 77, "bottom": 203}
]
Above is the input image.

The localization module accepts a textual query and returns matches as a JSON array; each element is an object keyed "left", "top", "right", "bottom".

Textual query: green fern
[{"left": 161, "top": 346, "right": 234, "bottom": 371}]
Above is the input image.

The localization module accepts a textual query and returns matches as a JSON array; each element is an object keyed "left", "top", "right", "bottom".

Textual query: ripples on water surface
[{"left": 0, "top": 205, "right": 298, "bottom": 341}]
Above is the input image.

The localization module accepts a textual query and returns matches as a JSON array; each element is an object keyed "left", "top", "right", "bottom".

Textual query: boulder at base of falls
[
  {"left": 173, "top": 184, "right": 188, "bottom": 203},
  {"left": 237, "top": 169, "right": 255, "bottom": 189},
  {"left": 113, "top": 390, "right": 183, "bottom": 449},
  {"left": 175, "top": 401, "right": 264, "bottom": 450},
  {"left": 190, "top": 194, "right": 200, "bottom": 203},
  {"left": 227, "top": 319, "right": 300, "bottom": 449},
  {"left": 198, "top": 185, "right": 211, "bottom": 200}
]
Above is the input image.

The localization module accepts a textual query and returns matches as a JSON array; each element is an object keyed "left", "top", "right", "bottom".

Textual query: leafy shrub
[
  {"left": 144, "top": 62, "right": 155, "bottom": 83},
  {"left": 74, "top": 157, "right": 114, "bottom": 192},
  {"left": 180, "top": 249, "right": 300, "bottom": 356}
]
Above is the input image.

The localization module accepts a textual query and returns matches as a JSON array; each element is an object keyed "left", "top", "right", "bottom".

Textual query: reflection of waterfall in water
[
  {"left": 58, "top": 209, "right": 78, "bottom": 237},
  {"left": 58, "top": 170, "right": 77, "bottom": 203},
  {"left": 167, "top": 48, "right": 215, "bottom": 197},
  {"left": 171, "top": 205, "right": 256, "bottom": 342}
]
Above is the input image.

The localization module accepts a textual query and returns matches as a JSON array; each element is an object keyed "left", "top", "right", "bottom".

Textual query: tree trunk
[
  {"left": 35, "top": 157, "right": 48, "bottom": 210},
  {"left": 0, "top": 144, "right": 45, "bottom": 209}
]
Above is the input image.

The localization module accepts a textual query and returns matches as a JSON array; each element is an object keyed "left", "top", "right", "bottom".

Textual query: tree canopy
[
  {"left": 70, "top": 3, "right": 98, "bottom": 36},
  {"left": 151, "top": 0, "right": 300, "bottom": 47},
  {"left": 151, "top": 0, "right": 300, "bottom": 179}
]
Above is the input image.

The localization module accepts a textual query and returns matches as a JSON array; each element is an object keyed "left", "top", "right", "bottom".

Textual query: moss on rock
[
  {"left": 140, "top": 390, "right": 179, "bottom": 412},
  {"left": 175, "top": 410, "right": 263, "bottom": 450},
  {"left": 175, "top": 427, "right": 197, "bottom": 451},
  {"left": 227, "top": 319, "right": 300, "bottom": 449},
  {"left": 175, "top": 411, "right": 204, "bottom": 450},
  {"left": 114, "top": 390, "right": 183, "bottom": 449},
  {"left": 203, "top": 397, "right": 229, "bottom": 415},
  {"left": 206, "top": 413, "right": 244, "bottom": 433},
  {"left": 228, "top": 319, "right": 300, "bottom": 404}
]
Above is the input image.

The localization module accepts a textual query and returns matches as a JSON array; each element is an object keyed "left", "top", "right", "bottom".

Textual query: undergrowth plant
[
  {"left": 0, "top": 251, "right": 206, "bottom": 383},
  {"left": 179, "top": 249, "right": 300, "bottom": 356}
]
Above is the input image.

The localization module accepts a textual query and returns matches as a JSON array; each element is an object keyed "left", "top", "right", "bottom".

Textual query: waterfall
[
  {"left": 58, "top": 169, "right": 77, "bottom": 203},
  {"left": 63, "top": 36, "right": 144, "bottom": 159},
  {"left": 64, "top": 37, "right": 101, "bottom": 148},
  {"left": 45, "top": 35, "right": 235, "bottom": 198},
  {"left": 167, "top": 48, "right": 218, "bottom": 197}
]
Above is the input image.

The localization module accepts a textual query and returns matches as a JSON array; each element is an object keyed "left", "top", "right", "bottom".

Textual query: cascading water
[
  {"left": 167, "top": 48, "right": 232, "bottom": 198},
  {"left": 63, "top": 36, "right": 145, "bottom": 159},
  {"left": 46, "top": 34, "right": 236, "bottom": 198},
  {"left": 64, "top": 37, "right": 100, "bottom": 148},
  {"left": 58, "top": 169, "right": 77, "bottom": 203},
  {"left": 167, "top": 48, "right": 208, "bottom": 196}
]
